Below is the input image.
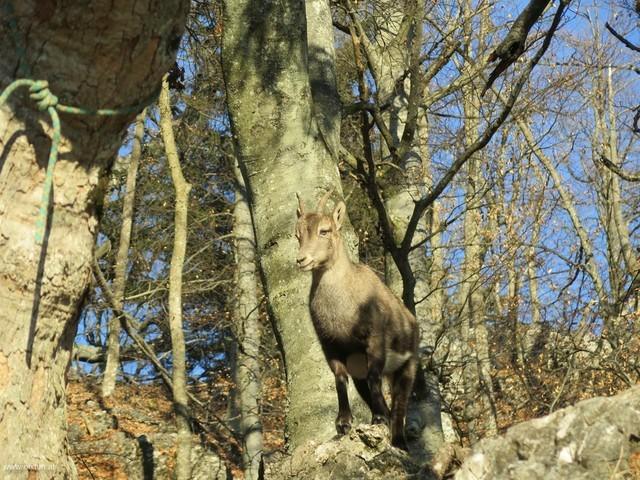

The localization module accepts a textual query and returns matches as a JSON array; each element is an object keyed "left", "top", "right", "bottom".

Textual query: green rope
[{"left": 0, "top": 78, "right": 157, "bottom": 244}]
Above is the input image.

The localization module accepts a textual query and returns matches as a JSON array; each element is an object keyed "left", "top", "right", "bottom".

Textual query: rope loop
[
  {"left": 0, "top": 78, "right": 157, "bottom": 244},
  {"left": 29, "top": 81, "right": 58, "bottom": 111}
]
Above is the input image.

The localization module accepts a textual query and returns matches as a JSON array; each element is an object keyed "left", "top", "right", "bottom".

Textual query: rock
[
  {"left": 265, "top": 423, "right": 432, "bottom": 479},
  {"left": 356, "top": 423, "right": 387, "bottom": 448},
  {"left": 454, "top": 386, "right": 640, "bottom": 480}
]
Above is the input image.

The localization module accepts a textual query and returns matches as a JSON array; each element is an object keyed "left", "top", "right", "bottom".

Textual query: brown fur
[{"left": 295, "top": 192, "right": 419, "bottom": 450}]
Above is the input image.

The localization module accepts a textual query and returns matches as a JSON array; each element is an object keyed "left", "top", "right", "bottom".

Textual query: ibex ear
[
  {"left": 333, "top": 201, "right": 346, "bottom": 230},
  {"left": 296, "top": 193, "right": 305, "bottom": 218}
]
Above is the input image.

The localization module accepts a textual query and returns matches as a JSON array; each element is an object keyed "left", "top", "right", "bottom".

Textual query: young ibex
[{"left": 295, "top": 190, "right": 419, "bottom": 450}]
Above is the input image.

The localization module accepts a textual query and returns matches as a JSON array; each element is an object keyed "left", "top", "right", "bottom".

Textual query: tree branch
[
  {"left": 91, "top": 256, "right": 241, "bottom": 450},
  {"left": 598, "top": 153, "right": 640, "bottom": 182},
  {"left": 605, "top": 22, "right": 640, "bottom": 53},
  {"left": 482, "top": 0, "right": 554, "bottom": 95},
  {"left": 401, "top": 0, "right": 569, "bottom": 253}
]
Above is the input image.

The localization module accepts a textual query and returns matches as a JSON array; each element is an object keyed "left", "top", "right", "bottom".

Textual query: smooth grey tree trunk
[
  {"left": 0, "top": 1, "right": 188, "bottom": 477},
  {"left": 159, "top": 75, "right": 192, "bottom": 480},
  {"left": 222, "top": 0, "right": 356, "bottom": 449},
  {"left": 102, "top": 110, "right": 145, "bottom": 399},
  {"left": 232, "top": 159, "right": 264, "bottom": 480}
]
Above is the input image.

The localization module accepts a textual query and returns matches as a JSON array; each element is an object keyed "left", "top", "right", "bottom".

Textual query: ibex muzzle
[{"left": 295, "top": 189, "right": 419, "bottom": 450}]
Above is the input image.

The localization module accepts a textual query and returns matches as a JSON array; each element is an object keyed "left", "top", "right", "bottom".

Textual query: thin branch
[
  {"left": 598, "top": 153, "right": 640, "bottom": 182},
  {"left": 91, "top": 257, "right": 241, "bottom": 445}
]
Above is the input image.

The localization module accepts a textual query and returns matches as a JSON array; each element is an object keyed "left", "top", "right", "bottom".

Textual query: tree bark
[
  {"left": 232, "top": 158, "right": 264, "bottom": 480},
  {"left": 222, "top": 0, "right": 355, "bottom": 449},
  {"left": 306, "top": 0, "right": 341, "bottom": 162},
  {"left": 159, "top": 75, "right": 192, "bottom": 480},
  {"left": 101, "top": 110, "right": 145, "bottom": 399},
  {"left": 0, "top": 2, "right": 187, "bottom": 477},
  {"left": 524, "top": 162, "right": 545, "bottom": 357}
]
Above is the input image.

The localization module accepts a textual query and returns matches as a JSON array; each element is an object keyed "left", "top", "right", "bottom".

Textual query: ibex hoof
[
  {"left": 335, "top": 416, "right": 352, "bottom": 435},
  {"left": 371, "top": 414, "right": 390, "bottom": 426}
]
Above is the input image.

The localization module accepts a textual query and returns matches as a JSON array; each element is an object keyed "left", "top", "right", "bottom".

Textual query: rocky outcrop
[
  {"left": 454, "top": 386, "right": 640, "bottom": 480},
  {"left": 265, "top": 424, "right": 431, "bottom": 479}
]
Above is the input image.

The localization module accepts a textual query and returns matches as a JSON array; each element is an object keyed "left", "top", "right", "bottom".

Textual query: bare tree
[
  {"left": 102, "top": 110, "right": 145, "bottom": 399},
  {"left": 159, "top": 75, "right": 192, "bottom": 480}
]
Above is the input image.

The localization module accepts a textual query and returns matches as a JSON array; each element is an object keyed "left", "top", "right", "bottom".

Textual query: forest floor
[{"left": 66, "top": 358, "right": 287, "bottom": 479}]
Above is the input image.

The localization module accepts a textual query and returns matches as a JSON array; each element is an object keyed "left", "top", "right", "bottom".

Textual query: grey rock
[
  {"left": 455, "top": 386, "right": 640, "bottom": 480},
  {"left": 265, "top": 423, "right": 433, "bottom": 479}
]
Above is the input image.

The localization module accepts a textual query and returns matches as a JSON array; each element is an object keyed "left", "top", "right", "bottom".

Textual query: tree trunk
[
  {"left": 102, "top": 110, "right": 145, "bottom": 399},
  {"left": 524, "top": 163, "right": 545, "bottom": 357},
  {"left": 306, "top": 0, "right": 341, "bottom": 162},
  {"left": 455, "top": 1, "right": 498, "bottom": 441},
  {"left": 593, "top": 65, "right": 638, "bottom": 310},
  {"left": 349, "top": 1, "right": 445, "bottom": 456},
  {"left": 222, "top": 0, "right": 355, "bottom": 449},
  {"left": 0, "top": 2, "right": 187, "bottom": 477},
  {"left": 159, "top": 75, "right": 192, "bottom": 480},
  {"left": 232, "top": 159, "right": 264, "bottom": 480}
]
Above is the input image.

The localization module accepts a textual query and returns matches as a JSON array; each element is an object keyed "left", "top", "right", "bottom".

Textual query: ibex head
[{"left": 295, "top": 189, "right": 346, "bottom": 271}]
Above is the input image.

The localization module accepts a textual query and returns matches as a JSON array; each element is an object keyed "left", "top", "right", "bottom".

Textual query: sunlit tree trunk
[
  {"left": 524, "top": 162, "right": 545, "bottom": 357},
  {"left": 222, "top": 0, "right": 356, "bottom": 449},
  {"left": 456, "top": 138, "right": 498, "bottom": 441},
  {"left": 159, "top": 75, "right": 192, "bottom": 480},
  {"left": 590, "top": 63, "right": 638, "bottom": 320},
  {"left": 0, "top": 1, "right": 187, "bottom": 477},
  {"left": 102, "top": 110, "right": 145, "bottom": 399},
  {"left": 605, "top": 65, "right": 637, "bottom": 283}
]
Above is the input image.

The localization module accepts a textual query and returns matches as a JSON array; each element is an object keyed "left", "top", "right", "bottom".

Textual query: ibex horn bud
[
  {"left": 296, "top": 192, "right": 305, "bottom": 217},
  {"left": 316, "top": 188, "right": 334, "bottom": 213}
]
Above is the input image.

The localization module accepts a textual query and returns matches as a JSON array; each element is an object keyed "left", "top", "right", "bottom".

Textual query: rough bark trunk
[
  {"left": 232, "top": 159, "right": 264, "bottom": 480},
  {"left": 598, "top": 65, "right": 638, "bottom": 304},
  {"left": 456, "top": 142, "right": 498, "bottom": 441},
  {"left": 101, "top": 110, "right": 145, "bottom": 399},
  {"left": 306, "top": 0, "right": 341, "bottom": 162},
  {"left": 222, "top": 0, "right": 355, "bottom": 449},
  {"left": 159, "top": 75, "right": 192, "bottom": 480},
  {"left": 0, "top": 2, "right": 187, "bottom": 477},
  {"left": 605, "top": 65, "right": 638, "bottom": 300}
]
